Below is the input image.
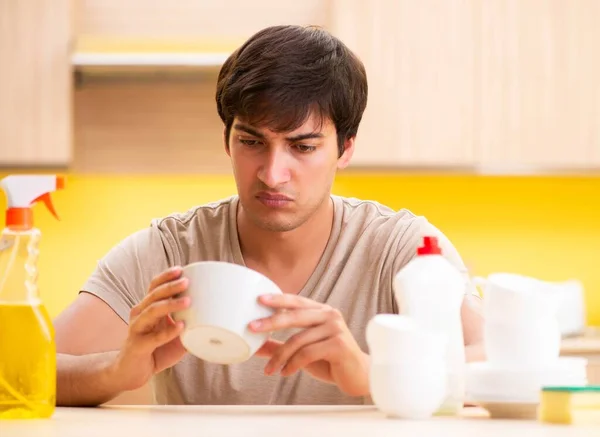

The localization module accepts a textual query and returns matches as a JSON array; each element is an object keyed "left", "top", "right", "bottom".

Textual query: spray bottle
[{"left": 0, "top": 175, "right": 64, "bottom": 419}]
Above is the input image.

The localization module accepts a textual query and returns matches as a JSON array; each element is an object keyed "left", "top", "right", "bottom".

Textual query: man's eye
[
  {"left": 240, "top": 139, "right": 262, "bottom": 147},
  {"left": 295, "top": 144, "right": 316, "bottom": 153}
]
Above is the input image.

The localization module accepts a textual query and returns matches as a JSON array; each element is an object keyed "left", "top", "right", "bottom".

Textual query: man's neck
[{"left": 236, "top": 196, "right": 334, "bottom": 270}]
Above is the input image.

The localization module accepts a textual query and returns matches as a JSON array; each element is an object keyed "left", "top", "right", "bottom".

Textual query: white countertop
[{"left": 0, "top": 405, "right": 596, "bottom": 437}]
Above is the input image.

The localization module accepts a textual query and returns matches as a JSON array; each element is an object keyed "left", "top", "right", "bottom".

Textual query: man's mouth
[{"left": 255, "top": 192, "right": 293, "bottom": 207}]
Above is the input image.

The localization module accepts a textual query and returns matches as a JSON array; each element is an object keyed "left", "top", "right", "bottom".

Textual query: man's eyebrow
[
  {"left": 286, "top": 132, "right": 324, "bottom": 142},
  {"left": 233, "top": 123, "right": 265, "bottom": 139},
  {"left": 233, "top": 123, "right": 325, "bottom": 142}
]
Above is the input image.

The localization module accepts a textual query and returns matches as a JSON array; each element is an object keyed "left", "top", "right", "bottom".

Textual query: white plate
[{"left": 466, "top": 357, "right": 588, "bottom": 403}]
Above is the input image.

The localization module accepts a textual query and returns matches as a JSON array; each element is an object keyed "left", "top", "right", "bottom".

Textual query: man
[{"left": 54, "top": 25, "right": 484, "bottom": 407}]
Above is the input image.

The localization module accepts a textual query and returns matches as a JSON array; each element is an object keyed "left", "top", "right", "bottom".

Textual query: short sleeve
[{"left": 80, "top": 226, "right": 172, "bottom": 324}]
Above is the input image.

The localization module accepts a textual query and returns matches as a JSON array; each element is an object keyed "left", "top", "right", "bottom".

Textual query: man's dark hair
[{"left": 216, "top": 25, "right": 368, "bottom": 157}]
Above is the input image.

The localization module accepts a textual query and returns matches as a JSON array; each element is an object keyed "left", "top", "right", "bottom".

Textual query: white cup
[
  {"left": 474, "top": 273, "right": 561, "bottom": 367},
  {"left": 366, "top": 314, "right": 447, "bottom": 364},
  {"left": 366, "top": 314, "right": 448, "bottom": 419},
  {"left": 370, "top": 361, "right": 447, "bottom": 419},
  {"left": 172, "top": 261, "right": 282, "bottom": 364},
  {"left": 484, "top": 317, "right": 561, "bottom": 368},
  {"left": 474, "top": 273, "right": 559, "bottom": 322}
]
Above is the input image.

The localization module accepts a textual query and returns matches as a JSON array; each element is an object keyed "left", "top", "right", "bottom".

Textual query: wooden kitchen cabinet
[
  {"left": 0, "top": 0, "right": 73, "bottom": 166},
  {"left": 330, "top": 0, "right": 600, "bottom": 171},
  {"left": 76, "top": 0, "right": 328, "bottom": 42},
  {"left": 477, "top": 0, "right": 600, "bottom": 171},
  {"left": 330, "top": 0, "right": 478, "bottom": 168},
  {"left": 10, "top": 0, "right": 592, "bottom": 172},
  {"left": 70, "top": 0, "right": 331, "bottom": 174}
]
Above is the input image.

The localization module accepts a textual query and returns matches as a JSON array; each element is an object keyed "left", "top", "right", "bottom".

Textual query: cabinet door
[
  {"left": 330, "top": 0, "right": 478, "bottom": 168},
  {"left": 0, "top": 0, "right": 72, "bottom": 166},
  {"left": 78, "top": 0, "right": 328, "bottom": 42},
  {"left": 478, "top": 0, "right": 600, "bottom": 171}
]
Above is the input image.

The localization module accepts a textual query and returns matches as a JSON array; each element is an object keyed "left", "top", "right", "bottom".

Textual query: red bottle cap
[{"left": 417, "top": 236, "right": 442, "bottom": 256}]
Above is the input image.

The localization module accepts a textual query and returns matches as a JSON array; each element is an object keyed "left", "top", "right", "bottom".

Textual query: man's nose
[{"left": 257, "top": 148, "right": 291, "bottom": 188}]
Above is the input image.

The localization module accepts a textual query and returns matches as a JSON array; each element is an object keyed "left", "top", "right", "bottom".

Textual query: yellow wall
[{"left": 0, "top": 172, "right": 599, "bottom": 325}]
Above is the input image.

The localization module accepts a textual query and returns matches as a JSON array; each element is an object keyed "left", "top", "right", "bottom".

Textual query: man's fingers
[
  {"left": 153, "top": 336, "right": 187, "bottom": 373},
  {"left": 149, "top": 319, "right": 186, "bottom": 349},
  {"left": 132, "top": 296, "right": 191, "bottom": 333},
  {"left": 250, "top": 305, "right": 345, "bottom": 333},
  {"left": 148, "top": 266, "right": 183, "bottom": 293},
  {"left": 257, "top": 293, "right": 323, "bottom": 310},
  {"left": 147, "top": 277, "right": 189, "bottom": 306},
  {"left": 249, "top": 308, "right": 331, "bottom": 332},
  {"left": 264, "top": 324, "right": 331, "bottom": 375},
  {"left": 132, "top": 276, "right": 189, "bottom": 317},
  {"left": 254, "top": 339, "right": 283, "bottom": 358},
  {"left": 280, "top": 341, "right": 330, "bottom": 377}
]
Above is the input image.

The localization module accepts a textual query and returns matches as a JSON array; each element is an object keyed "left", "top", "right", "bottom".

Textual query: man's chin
[
  {"left": 260, "top": 223, "right": 298, "bottom": 232},
  {"left": 245, "top": 210, "right": 297, "bottom": 232},
  {"left": 239, "top": 197, "right": 305, "bottom": 232},
  {"left": 252, "top": 216, "right": 298, "bottom": 233}
]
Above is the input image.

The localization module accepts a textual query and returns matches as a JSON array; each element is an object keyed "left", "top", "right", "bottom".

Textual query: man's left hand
[{"left": 249, "top": 294, "right": 370, "bottom": 397}]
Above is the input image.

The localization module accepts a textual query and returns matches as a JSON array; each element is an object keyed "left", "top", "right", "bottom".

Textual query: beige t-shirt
[{"left": 82, "top": 195, "right": 475, "bottom": 405}]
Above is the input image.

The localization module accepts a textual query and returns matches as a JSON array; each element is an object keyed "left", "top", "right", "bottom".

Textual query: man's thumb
[{"left": 254, "top": 339, "right": 281, "bottom": 358}]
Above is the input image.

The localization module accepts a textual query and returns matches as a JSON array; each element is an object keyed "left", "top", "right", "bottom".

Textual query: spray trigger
[{"left": 32, "top": 193, "right": 60, "bottom": 221}]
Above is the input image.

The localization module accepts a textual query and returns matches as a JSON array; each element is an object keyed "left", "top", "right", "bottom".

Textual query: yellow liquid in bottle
[{"left": 0, "top": 300, "right": 56, "bottom": 419}]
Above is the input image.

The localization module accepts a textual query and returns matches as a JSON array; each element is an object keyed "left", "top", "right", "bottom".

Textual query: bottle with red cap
[
  {"left": 393, "top": 235, "right": 467, "bottom": 416},
  {"left": 0, "top": 175, "right": 65, "bottom": 419}
]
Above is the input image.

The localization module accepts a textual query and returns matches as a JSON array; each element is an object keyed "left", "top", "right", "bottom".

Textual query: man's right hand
[{"left": 114, "top": 266, "right": 191, "bottom": 391}]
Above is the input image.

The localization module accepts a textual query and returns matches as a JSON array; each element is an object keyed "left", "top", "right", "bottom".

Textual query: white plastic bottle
[{"left": 393, "top": 236, "right": 467, "bottom": 416}]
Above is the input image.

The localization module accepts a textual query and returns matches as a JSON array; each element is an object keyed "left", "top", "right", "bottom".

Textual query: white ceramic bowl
[{"left": 172, "top": 261, "right": 282, "bottom": 364}]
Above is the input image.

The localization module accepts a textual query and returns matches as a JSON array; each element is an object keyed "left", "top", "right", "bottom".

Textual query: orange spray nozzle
[
  {"left": 32, "top": 193, "right": 60, "bottom": 221},
  {"left": 1, "top": 175, "right": 65, "bottom": 230}
]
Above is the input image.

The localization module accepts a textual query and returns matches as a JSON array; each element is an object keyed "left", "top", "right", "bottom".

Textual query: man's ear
[
  {"left": 337, "top": 136, "right": 355, "bottom": 170},
  {"left": 224, "top": 127, "right": 231, "bottom": 156}
]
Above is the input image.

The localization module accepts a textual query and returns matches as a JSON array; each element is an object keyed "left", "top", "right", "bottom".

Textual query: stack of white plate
[{"left": 465, "top": 357, "right": 588, "bottom": 418}]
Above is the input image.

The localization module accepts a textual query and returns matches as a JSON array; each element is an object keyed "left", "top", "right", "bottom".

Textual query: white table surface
[{"left": 0, "top": 405, "right": 596, "bottom": 437}]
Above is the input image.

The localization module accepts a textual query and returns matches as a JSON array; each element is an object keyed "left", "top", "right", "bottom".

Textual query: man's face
[{"left": 226, "top": 113, "right": 354, "bottom": 232}]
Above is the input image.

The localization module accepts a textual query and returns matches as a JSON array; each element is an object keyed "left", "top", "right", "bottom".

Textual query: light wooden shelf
[
  {"left": 72, "top": 52, "right": 231, "bottom": 67},
  {"left": 71, "top": 37, "right": 238, "bottom": 68}
]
